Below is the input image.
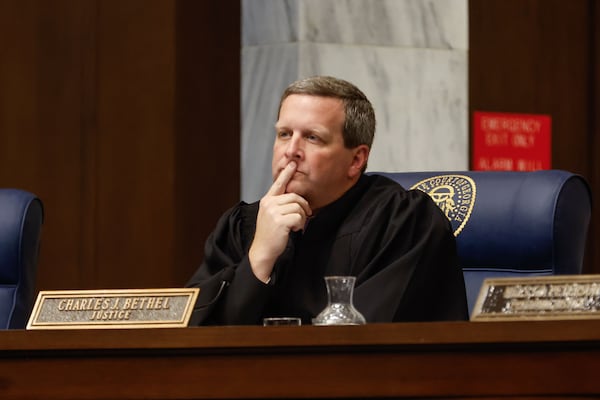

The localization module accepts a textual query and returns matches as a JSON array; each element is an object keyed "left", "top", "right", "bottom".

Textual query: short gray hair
[{"left": 278, "top": 76, "right": 376, "bottom": 149}]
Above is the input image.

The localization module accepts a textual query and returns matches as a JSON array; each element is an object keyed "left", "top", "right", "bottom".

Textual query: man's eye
[
  {"left": 307, "top": 134, "right": 321, "bottom": 143},
  {"left": 277, "top": 131, "right": 291, "bottom": 138}
]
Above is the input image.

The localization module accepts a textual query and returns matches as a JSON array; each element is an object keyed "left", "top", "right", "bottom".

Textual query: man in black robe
[{"left": 187, "top": 76, "right": 468, "bottom": 325}]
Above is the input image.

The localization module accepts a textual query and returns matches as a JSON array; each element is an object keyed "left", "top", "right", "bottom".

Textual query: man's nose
[{"left": 285, "top": 135, "right": 303, "bottom": 159}]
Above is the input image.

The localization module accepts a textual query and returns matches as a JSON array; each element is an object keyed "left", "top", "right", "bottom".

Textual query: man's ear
[{"left": 348, "top": 145, "right": 370, "bottom": 178}]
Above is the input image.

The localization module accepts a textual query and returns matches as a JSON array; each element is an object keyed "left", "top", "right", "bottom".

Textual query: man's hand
[{"left": 249, "top": 161, "right": 312, "bottom": 283}]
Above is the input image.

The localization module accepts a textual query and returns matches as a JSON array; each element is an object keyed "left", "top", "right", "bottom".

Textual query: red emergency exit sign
[{"left": 472, "top": 111, "right": 551, "bottom": 171}]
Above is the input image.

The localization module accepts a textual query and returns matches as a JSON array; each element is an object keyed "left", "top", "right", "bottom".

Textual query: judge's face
[{"left": 272, "top": 94, "right": 366, "bottom": 210}]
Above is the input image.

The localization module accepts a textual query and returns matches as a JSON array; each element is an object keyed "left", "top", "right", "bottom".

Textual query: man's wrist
[{"left": 248, "top": 247, "right": 275, "bottom": 283}]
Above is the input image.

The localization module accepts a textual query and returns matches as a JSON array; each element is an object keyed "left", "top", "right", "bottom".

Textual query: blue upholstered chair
[
  {"left": 374, "top": 170, "right": 592, "bottom": 315},
  {"left": 0, "top": 189, "right": 44, "bottom": 329}
]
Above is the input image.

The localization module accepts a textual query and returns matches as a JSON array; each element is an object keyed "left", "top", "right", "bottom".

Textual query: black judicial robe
[{"left": 186, "top": 174, "right": 468, "bottom": 325}]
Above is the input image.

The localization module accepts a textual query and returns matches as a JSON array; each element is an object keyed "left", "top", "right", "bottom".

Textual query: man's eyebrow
[
  {"left": 273, "top": 124, "right": 330, "bottom": 136},
  {"left": 307, "top": 126, "right": 330, "bottom": 136}
]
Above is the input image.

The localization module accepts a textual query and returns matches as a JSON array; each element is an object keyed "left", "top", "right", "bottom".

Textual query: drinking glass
[{"left": 263, "top": 317, "right": 302, "bottom": 326}]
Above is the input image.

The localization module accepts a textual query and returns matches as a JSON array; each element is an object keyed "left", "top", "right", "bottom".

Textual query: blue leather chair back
[
  {"left": 0, "top": 189, "right": 44, "bottom": 329},
  {"left": 374, "top": 170, "right": 592, "bottom": 315}
]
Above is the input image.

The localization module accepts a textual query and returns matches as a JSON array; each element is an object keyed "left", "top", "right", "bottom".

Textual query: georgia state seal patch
[{"left": 410, "top": 175, "right": 476, "bottom": 236}]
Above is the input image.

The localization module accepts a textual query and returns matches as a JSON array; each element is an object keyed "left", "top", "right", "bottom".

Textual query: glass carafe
[{"left": 312, "top": 276, "right": 366, "bottom": 325}]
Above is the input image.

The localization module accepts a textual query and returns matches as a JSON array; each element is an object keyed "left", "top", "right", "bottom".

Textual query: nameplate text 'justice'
[{"left": 27, "top": 288, "right": 199, "bottom": 329}]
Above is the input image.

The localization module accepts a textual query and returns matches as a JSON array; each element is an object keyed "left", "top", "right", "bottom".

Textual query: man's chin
[{"left": 284, "top": 182, "right": 307, "bottom": 197}]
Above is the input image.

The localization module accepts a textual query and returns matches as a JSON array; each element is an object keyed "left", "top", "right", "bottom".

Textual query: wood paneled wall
[
  {"left": 594, "top": 0, "right": 600, "bottom": 274},
  {"left": 0, "top": 0, "right": 240, "bottom": 290},
  {"left": 469, "top": 0, "right": 599, "bottom": 273}
]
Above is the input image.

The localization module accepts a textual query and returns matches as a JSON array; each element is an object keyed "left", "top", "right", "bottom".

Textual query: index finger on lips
[{"left": 267, "top": 161, "right": 297, "bottom": 196}]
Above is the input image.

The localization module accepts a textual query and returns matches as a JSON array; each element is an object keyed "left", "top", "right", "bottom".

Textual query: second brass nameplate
[
  {"left": 27, "top": 288, "right": 199, "bottom": 329},
  {"left": 471, "top": 275, "right": 600, "bottom": 321}
]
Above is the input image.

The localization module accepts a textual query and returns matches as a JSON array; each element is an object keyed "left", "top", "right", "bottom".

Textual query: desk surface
[{"left": 1, "top": 320, "right": 600, "bottom": 399}]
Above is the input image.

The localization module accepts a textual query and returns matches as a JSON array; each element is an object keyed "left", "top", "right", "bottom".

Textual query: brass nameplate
[
  {"left": 471, "top": 275, "right": 600, "bottom": 321},
  {"left": 27, "top": 288, "right": 199, "bottom": 329}
]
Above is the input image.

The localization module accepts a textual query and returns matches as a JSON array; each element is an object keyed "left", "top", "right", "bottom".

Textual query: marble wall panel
[
  {"left": 300, "top": 0, "right": 467, "bottom": 49},
  {"left": 242, "top": 0, "right": 299, "bottom": 46}
]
